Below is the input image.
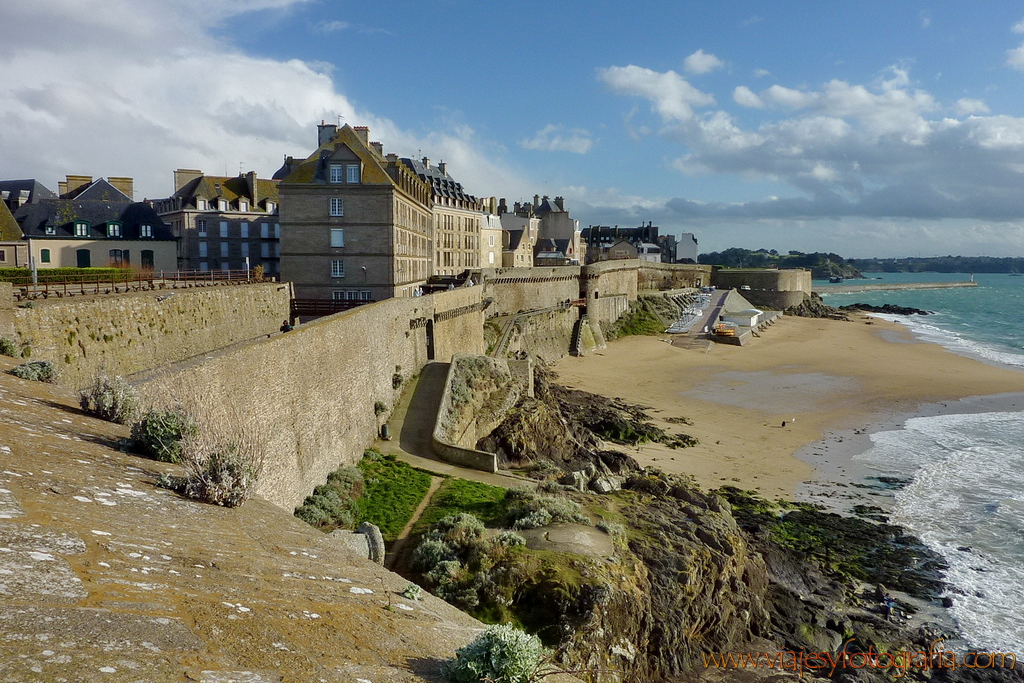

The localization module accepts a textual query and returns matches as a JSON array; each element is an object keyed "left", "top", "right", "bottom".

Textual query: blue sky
[{"left": 6, "top": 1, "right": 1024, "bottom": 257}]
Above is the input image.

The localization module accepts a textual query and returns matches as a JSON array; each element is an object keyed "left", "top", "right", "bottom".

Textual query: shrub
[
  {"left": 181, "top": 439, "right": 262, "bottom": 508},
  {"left": 504, "top": 490, "right": 590, "bottom": 530},
  {"left": 0, "top": 337, "right": 20, "bottom": 357},
  {"left": 9, "top": 360, "right": 57, "bottom": 383},
  {"left": 443, "top": 624, "right": 548, "bottom": 683},
  {"left": 596, "top": 521, "right": 625, "bottom": 538},
  {"left": 412, "top": 538, "right": 456, "bottom": 571},
  {"left": 493, "top": 531, "right": 526, "bottom": 547},
  {"left": 130, "top": 409, "right": 197, "bottom": 463},
  {"left": 78, "top": 374, "right": 139, "bottom": 424}
]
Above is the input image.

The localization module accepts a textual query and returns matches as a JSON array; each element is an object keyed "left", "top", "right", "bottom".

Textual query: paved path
[{"left": 374, "top": 362, "right": 534, "bottom": 489}]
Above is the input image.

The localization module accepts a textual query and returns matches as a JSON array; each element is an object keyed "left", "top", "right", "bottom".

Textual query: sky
[{"left": 5, "top": 1, "right": 1024, "bottom": 257}]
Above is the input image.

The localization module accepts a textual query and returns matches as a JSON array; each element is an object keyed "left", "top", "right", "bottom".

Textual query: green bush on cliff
[
  {"left": 443, "top": 624, "right": 548, "bottom": 683},
  {"left": 504, "top": 488, "right": 590, "bottom": 530},
  {"left": 78, "top": 374, "right": 139, "bottom": 424},
  {"left": 9, "top": 360, "right": 57, "bottom": 383},
  {"left": 0, "top": 337, "right": 20, "bottom": 358},
  {"left": 130, "top": 409, "right": 198, "bottom": 463}
]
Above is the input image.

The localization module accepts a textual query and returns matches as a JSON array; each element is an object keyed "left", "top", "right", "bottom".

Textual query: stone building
[
  {"left": 479, "top": 210, "right": 503, "bottom": 268},
  {"left": 278, "top": 124, "right": 433, "bottom": 302},
  {"left": 522, "top": 195, "right": 582, "bottom": 264},
  {"left": 155, "top": 170, "right": 280, "bottom": 275},
  {"left": 400, "top": 157, "right": 481, "bottom": 277}
]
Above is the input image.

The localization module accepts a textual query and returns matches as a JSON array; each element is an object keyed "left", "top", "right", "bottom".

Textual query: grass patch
[
  {"left": 355, "top": 451, "right": 432, "bottom": 540},
  {"left": 414, "top": 478, "right": 507, "bottom": 533}
]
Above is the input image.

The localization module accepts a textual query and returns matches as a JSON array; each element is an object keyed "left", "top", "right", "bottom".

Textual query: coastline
[{"left": 552, "top": 313, "right": 1024, "bottom": 499}]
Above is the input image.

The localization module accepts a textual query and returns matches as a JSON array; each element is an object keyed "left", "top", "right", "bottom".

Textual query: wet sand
[{"left": 552, "top": 314, "right": 1024, "bottom": 499}]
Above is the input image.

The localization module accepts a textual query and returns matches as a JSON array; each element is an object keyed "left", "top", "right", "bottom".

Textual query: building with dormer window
[
  {"left": 155, "top": 170, "right": 280, "bottom": 275},
  {"left": 10, "top": 175, "right": 176, "bottom": 270},
  {"left": 277, "top": 123, "right": 433, "bottom": 301}
]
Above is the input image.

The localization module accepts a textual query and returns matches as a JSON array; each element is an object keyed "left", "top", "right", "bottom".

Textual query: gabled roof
[
  {"left": 0, "top": 179, "right": 57, "bottom": 207},
  {"left": 64, "top": 178, "right": 131, "bottom": 202},
  {"left": 506, "top": 229, "right": 526, "bottom": 251},
  {"left": 279, "top": 124, "right": 392, "bottom": 186},
  {"left": 0, "top": 200, "right": 22, "bottom": 240},
  {"left": 172, "top": 174, "right": 279, "bottom": 204},
  {"left": 15, "top": 198, "right": 174, "bottom": 240}
]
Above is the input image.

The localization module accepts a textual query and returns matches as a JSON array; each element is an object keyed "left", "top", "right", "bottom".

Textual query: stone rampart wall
[
  {"left": 711, "top": 268, "right": 811, "bottom": 295},
  {"left": 10, "top": 283, "right": 291, "bottom": 388},
  {"left": 135, "top": 289, "right": 484, "bottom": 509},
  {"left": 637, "top": 263, "right": 712, "bottom": 290},
  {"left": 480, "top": 266, "right": 581, "bottom": 317}
]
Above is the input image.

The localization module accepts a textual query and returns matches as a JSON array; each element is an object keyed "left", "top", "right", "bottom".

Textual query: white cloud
[
  {"left": 955, "top": 98, "right": 990, "bottom": 116},
  {"left": 0, "top": 0, "right": 531, "bottom": 201},
  {"left": 761, "top": 84, "right": 818, "bottom": 110},
  {"left": 1007, "top": 43, "right": 1024, "bottom": 70},
  {"left": 1013, "top": 18, "right": 1024, "bottom": 34},
  {"left": 753, "top": 68, "right": 771, "bottom": 78},
  {"left": 312, "top": 20, "right": 349, "bottom": 34},
  {"left": 683, "top": 49, "right": 724, "bottom": 75},
  {"left": 519, "top": 124, "right": 594, "bottom": 154},
  {"left": 920, "top": 10, "right": 931, "bottom": 29},
  {"left": 599, "top": 65, "right": 715, "bottom": 122},
  {"left": 733, "top": 86, "right": 765, "bottom": 108}
]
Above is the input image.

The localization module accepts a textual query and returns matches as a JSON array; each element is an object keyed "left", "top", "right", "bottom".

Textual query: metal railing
[
  {"left": 9, "top": 269, "right": 263, "bottom": 300},
  {"left": 290, "top": 298, "right": 374, "bottom": 318}
]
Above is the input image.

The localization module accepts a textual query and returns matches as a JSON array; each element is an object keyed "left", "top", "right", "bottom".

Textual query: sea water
[{"left": 817, "top": 273, "right": 1024, "bottom": 653}]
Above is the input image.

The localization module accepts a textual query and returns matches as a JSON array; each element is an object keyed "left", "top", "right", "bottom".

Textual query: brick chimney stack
[
  {"left": 353, "top": 126, "right": 369, "bottom": 144},
  {"left": 108, "top": 177, "right": 134, "bottom": 200}
]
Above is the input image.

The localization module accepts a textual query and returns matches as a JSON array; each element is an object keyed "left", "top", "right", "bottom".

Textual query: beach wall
[
  {"left": 7, "top": 282, "right": 291, "bottom": 388},
  {"left": 501, "top": 306, "right": 581, "bottom": 362},
  {"left": 712, "top": 268, "right": 811, "bottom": 310},
  {"left": 135, "top": 288, "right": 485, "bottom": 509}
]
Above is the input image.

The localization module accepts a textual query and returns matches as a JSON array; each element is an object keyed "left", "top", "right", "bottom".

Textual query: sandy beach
[{"left": 552, "top": 313, "right": 1024, "bottom": 498}]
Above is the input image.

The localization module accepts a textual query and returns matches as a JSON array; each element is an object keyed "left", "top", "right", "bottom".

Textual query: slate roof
[
  {"left": 0, "top": 179, "right": 57, "bottom": 208},
  {"left": 15, "top": 198, "right": 174, "bottom": 241},
  {"left": 63, "top": 178, "right": 131, "bottom": 202},
  {"left": 399, "top": 158, "right": 477, "bottom": 204},
  {"left": 171, "top": 174, "right": 279, "bottom": 204},
  {"left": 506, "top": 229, "right": 525, "bottom": 251}
]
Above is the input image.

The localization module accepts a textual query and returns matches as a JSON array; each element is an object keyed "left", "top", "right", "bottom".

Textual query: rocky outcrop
[
  {"left": 841, "top": 302, "right": 932, "bottom": 315},
  {"left": 786, "top": 292, "right": 850, "bottom": 319}
]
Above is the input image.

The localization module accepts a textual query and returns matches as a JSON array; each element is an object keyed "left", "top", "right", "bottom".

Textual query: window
[
  {"left": 219, "top": 221, "right": 228, "bottom": 237},
  {"left": 107, "top": 222, "right": 121, "bottom": 238},
  {"left": 330, "top": 228, "right": 345, "bottom": 247},
  {"left": 331, "top": 260, "right": 344, "bottom": 278},
  {"left": 76, "top": 249, "right": 91, "bottom": 268},
  {"left": 218, "top": 199, "right": 227, "bottom": 211},
  {"left": 240, "top": 222, "right": 249, "bottom": 238},
  {"left": 45, "top": 226, "right": 55, "bottom": 235},
  {"left": 74, "top": 222, "right": 89, "bottom": 237},
  {"left": 140, "top": 224, "right": 152, "bottom": 238},
  {"left": 197, "top": 199, "right": 207, "bottom": 210},
  {"left": 488, "top": 234, "right": 494, "bottom": 247},
  {"left": 240, "top": 242, "right": 249, "bottom": 257},
  {"left": 220, "top": 242, "right": 229, "bottom": 257},
  {"left": 274, "top": 223, "right": 280, "bottom": 238},
  {"left": 329, "top": 198, "right": 343, "bottom": 216},
  {"left": 221, "top": 261, "right": 229, "bottom": 272},
  {"left": 346, "top": 164, "right": 360, "bottom": 183},
  {"left": 488, "top": 252, "right": 494, "bottom": 264},
  {"left": 329, "top": 164, "right": 343, "bottom": 183},
  {"left": 198, "top": 241, "right": 208, "bottom": 258},
  {"left": 0, "top": 250, "right": 5, "bottom": 263},
  {"left": 360, "top": 290, "right": 372, "bottom": 301},
  {"left": 260, "top": 222, "right": 269, "bottom": 238},
  {"left": 239, "top": 201, "right": 248, "bottom": 212},
  {"left": 266, "top": 201, "right": 275, "bottom": 213},
  {"left": 109, "top": 249, "right": 125, "bottom": 266},
  {"left": 199, "top": 261, "right": 208, "bottom": 271},
  {"left": 197, "top": 219, "right": 207, "bottom": 235},
  {"left": 261, "top": 243, "right": 270, "bottom": 258},
  {"left": 40, "top": 249, "right": 50, "bottom": 263},
  {"left": 332, "top": 291, "right": 346, "bottom": 301},
  {"left": 141, "top": 250, "right": 154, "bottom": 269}
]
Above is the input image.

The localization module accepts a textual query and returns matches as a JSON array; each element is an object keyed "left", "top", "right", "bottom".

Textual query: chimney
[
  {"left": 438, "top": 161, "right": 447, "bottom": 176},
  {"left": 533, "top": 194, "right": 540, "bottom": 209},
  {"left": 173, "top": 168, "right": 203, "bottom": 192},
  {"left": 317, "top": 120, "right": 338, "bottom": 147},
  {"left": 246, "top": 171, "right": 258, "bottom": 207},
  {"left": 385, "top": 153, "right": 399, "bottom": 163},
  {"left": 370, "top": 141, "right": 383, "bottom": 156},
  {"left": 108, "top": 177, "right": 134, "bottom": 200},
  {"left": 555, "top": 196, "right": 565, "bottom": 211},
  {"left": 60, "top": 175, "right": 92, "bottom": 197},
  {"left": 498, "top": 198, "right": 508, "bottom": 215},
  {"left": 353, "top": 126, "right": 369, "bottom": 144},
  {"left": 422, "top": 157, "right": 430, "bottom": 169}
]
